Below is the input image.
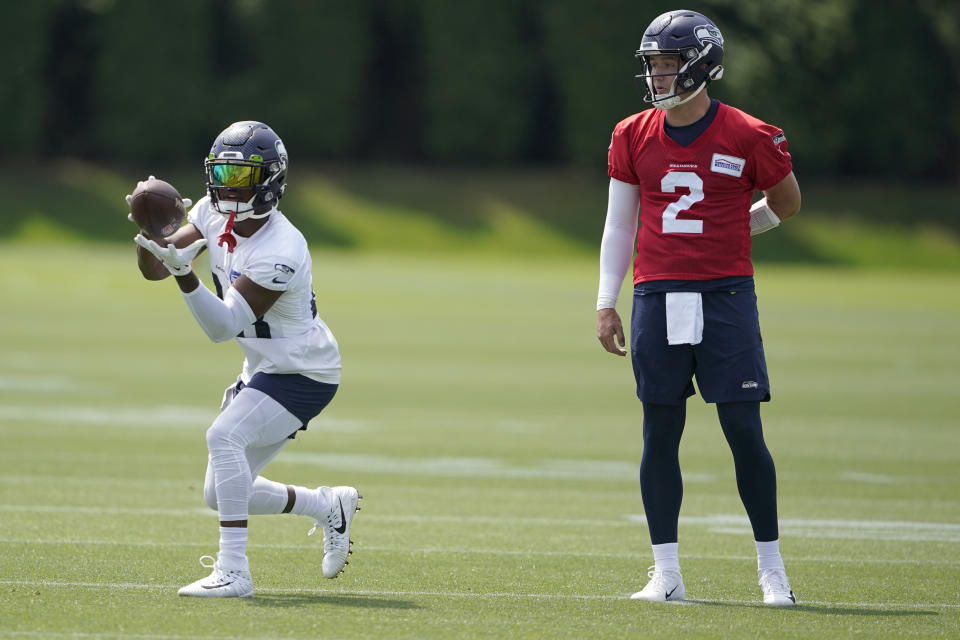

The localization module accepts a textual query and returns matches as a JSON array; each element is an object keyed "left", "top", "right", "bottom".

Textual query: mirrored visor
[{"left": 209, "top": 163, "right": 262, "bottom": 187}]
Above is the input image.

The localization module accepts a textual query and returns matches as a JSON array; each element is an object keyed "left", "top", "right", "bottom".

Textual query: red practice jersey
[{"left": 608, "top": 102, "right": 792, "bottom": 283}]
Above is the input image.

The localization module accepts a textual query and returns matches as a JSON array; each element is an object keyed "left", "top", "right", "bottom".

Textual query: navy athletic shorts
[
  {"left": 630, "top": 277, "right": 770, "bottom": 405},
  {"left": 233, "top": 373, "right": 338, "bottom": 437}
]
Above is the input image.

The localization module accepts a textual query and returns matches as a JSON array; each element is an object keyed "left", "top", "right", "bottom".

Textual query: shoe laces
[
  {"left": 197, "top": 554, "right": 227, "bottom": 581},
  {"left": 306, "top": 502, "right": 343, "bottom": 539},
  {"left": 759, "top": 568, "right": 791, "bottom": 594},
  {"left": 198, "top": 554, "right": 248, "bottom": 579},
  {"left": 645, "top": 565, "right": 679, "bottom": 588}
]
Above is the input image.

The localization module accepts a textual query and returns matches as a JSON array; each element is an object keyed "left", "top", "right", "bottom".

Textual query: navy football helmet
[
  {"left": 635, "top": 10, "right": 725, "bottom": 110},
  {"left": 204, "top": 121, "right": 288, "bottom": 219}
]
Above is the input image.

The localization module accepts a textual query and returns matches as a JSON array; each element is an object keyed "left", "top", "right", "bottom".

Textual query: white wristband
[{"left": 749, "top": 197, "right": 781, "bottom": 236}]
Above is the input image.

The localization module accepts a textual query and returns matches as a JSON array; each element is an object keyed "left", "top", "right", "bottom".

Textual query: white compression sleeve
[
  {"left": 597, "top": 178, "right": 640, "bottom": 310},
  {"left": 182, "top": 283, "right": 257, "bottom": 343}
]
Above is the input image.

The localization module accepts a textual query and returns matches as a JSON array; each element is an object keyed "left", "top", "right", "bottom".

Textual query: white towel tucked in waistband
[{"left": 665, "top": 292, "right": 703, "bottom": 345}]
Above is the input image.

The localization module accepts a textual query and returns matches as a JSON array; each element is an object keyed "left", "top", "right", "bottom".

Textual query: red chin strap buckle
[{"left": 217, "top": 211, "right": 238, "bottom": 253}]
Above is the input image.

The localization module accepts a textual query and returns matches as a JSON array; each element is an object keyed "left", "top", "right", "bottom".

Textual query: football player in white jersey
[{"left": 131, "top": 121, "right": 360, "bottom": 598}]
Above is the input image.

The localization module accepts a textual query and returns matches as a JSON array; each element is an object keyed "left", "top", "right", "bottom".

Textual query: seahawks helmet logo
[
  {"left": 275, "top": 139, "right": 288, "bottom": 165},
  {"left": 694, "top": 24, "right": 723, "bottom": 47}
]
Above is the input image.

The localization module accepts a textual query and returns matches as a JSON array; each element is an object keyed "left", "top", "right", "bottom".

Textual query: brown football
[{"left": 130, "top": 177, "right": 187, "bottom": 239}]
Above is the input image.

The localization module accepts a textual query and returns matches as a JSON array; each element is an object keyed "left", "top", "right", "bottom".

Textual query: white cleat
[
  {"left": 308, "top": 486, "right": 361, "bottom": 579},
  {"left": 759, "top": 568, "right": 797, "bottom": 606},
  {"left": 178, "top": 555, "right": 253, "bottom": 598},
  {"left": 630, "top": 566, "right": 685, "bottom": 602}
]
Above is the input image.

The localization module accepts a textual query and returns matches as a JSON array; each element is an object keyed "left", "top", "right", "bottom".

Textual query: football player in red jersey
[{"left": 596, "top": 10, "right": 801, "bottom": 606}]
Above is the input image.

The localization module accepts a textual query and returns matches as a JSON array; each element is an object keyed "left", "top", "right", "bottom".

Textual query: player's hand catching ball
[
  {"left": 125, "top": 175, "right": 192, "bottom": 239},
  {"left": 134, "top": 235, "right": 207, "bottom": 276}
]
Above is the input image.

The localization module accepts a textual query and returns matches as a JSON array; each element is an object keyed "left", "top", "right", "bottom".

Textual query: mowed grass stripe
[
  {"left": 1, "top": 537, "right": 957, "bottom": 566},
  {"left": 2, "top": 580, "right": 957, "bottom": 610},
  {"left": 0, "top": 405, "right": 369, "bottom": 432},
  {"left": 3, "top": 504, "right": 958, "bottom": 539},
  {"left": 0, "top": 633, "right": 219, "bottom": 640},
  {"left": 0, "top": 472, "right": 950, "bottom": 496}
]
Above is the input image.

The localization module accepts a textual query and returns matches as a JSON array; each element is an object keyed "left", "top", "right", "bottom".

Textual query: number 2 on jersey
[{"left": 661, "top": 171, "right": 704, "bottom": 234}]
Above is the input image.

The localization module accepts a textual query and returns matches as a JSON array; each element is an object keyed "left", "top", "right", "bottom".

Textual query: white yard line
[
  {"left": 279, "top": 452, "right": 719, "bottom": 482},
  {"left": 0, "top": 505, "right": 214, "bottom": 517},
  {"left": 0, "top": 581, "right": 957, "bottom": 610},
  {"left": 0, "top": 633, "right": 210, "bottom": 640},
  {"left": 0, "top": 537, "right": 955, "bottom": 566},
  {"left": 0, "top": 375, "right": 79, "bottom": 392},
  {"left": 681, "top": 597, "right": 960, "bottom": 610},
  {"left": 0, "top": 405, "right": 366, "bottom": 432},
  {"left": 626, "top": 514, "right": 960, "bottom": 542},
  {"left": 0, "top": 475, "right": 193, "bottom": 488},
  {"left": 0, "top": 441, "right": 946, "bottom": 486},
  {"left": 0, "top": 405, "right": 214, "bottom": 428},
  {"left": 0, "top": 504, "right": 635, "bottom": 526},
  {"left": 0, "top": 633, "right": 215, "bottom": 640},
  {"left": 838, "top": 471, "right": 900, "bottom": 485},
  {"left": 4, "top": 504, "right": 960, "bottom": 541}
]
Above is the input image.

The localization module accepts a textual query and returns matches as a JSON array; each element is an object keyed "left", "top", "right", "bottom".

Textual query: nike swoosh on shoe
[
  {"left": 333, "top": 499, "right": 347, "bottom": 534},
  {"left": 201, "top": 581, "right": 235, "bottom": 589}
]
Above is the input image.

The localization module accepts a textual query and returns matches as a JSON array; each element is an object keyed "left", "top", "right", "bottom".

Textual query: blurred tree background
[
  {"left": 3, "top": 0, "right": 958, "bottom": 181},
  {"left": 1, "top": 0, "right": 958, "bottom": 268}
]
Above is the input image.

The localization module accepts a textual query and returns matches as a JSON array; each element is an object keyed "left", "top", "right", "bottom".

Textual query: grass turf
[{"left": 0, "top": 244, "right": 958, "bottom": 638}]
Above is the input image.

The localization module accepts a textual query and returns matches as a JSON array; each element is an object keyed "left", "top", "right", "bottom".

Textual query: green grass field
[{"left": 0, "top": 242, "right": 958, "bottom": 639}]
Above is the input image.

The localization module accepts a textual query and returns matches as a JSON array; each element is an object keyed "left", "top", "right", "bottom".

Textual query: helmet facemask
[
  {"left": 205, "top": 157, "right": 285, "bottom": 221},
  {"left": 637, "top": 44, "right": 724, "bottom": 110}
]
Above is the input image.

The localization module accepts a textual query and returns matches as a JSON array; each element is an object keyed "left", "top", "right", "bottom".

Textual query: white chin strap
[{"left": 653, "top": 82, "right": 707, "bottom": 110}]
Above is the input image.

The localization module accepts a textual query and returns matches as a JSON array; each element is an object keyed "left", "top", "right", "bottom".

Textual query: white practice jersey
[{"left": 188, "top": 197, "right": 341, "bottom": 384}]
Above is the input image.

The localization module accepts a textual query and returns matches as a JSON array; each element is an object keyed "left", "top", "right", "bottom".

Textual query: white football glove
[{"left": 134, "top": 234, "right": 207, "bottom": 276}]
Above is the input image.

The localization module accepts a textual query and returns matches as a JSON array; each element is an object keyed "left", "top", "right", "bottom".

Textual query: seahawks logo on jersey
[{"left": 272, "top": 263, "right": 295, "bottom": 285}]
